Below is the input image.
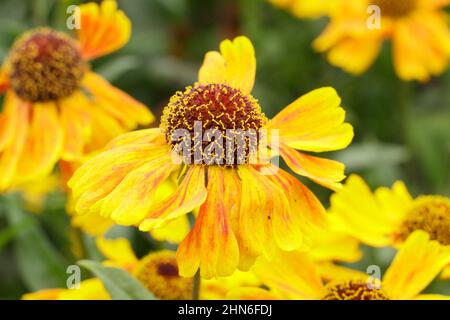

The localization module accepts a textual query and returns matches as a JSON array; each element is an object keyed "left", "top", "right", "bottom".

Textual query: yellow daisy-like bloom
[
  {"left": 228, "top": 230, "right": 450, "bottom": 300},
  {"left": 328, "top": 174, "right": 450, "bottom": 277},
  {"left": 22, "top": 237, "right": 260, "bottom": 300},
  {"left": 0, "top": 0, "right": 154, "bottom": 191},
  {"left": 69, "top": 35, "right": 354, "bottom": 279},
  {"left": 278, "top": 0, "right": 450, "bottom": 81}
]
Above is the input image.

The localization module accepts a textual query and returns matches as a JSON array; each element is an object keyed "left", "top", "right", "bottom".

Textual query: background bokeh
[{"left": 0, "top": 0, "right": 449, "bottom": 299}]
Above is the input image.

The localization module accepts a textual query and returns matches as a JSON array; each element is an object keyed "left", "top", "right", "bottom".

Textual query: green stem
[{"left": 192, "top": 270, "right": 201, "bottom": 300}]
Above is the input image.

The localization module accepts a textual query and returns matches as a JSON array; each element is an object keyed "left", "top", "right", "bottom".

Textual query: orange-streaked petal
[
  {"left": 253, "top": 250, "right": 324, "bottom": 300},
  {"left": 59, "top": 92, "right": 92, "bottom": 161},
  {"left": 226, "top": 288, "right": 280, "bottom": 300},
  {"left": 198, "top": 36, "right": 256, "bottom": 94},
  {"left": 382, "top": 230, "right": 450, "bottom": 300},
  {"left": 328, "top": 174, "right": 405, "bottom": 247},
  {"left": 22, "top": 289, "right": 63, "bottom": 300},
  {"left": 106, "top": 128, "right": 165, "bottom": 150},
  {"left": 16, "top": 102, "right": 63, "bottom": 183},
  {"left": 83, "top": 72, "right": 154, "bottom": 127},
  {"left": 0, "top": 65, "right": 8, "bottom": 94},
  {"left": 0, "top": 92, "right": 20, "bottom": 152},
  {"left": 268, "top": 87, "right": 353, "bottom": 152},
  {"left": 177, "top": 166, "right": 239, "bottom": 279},
  {"left": 236, "top": 165, "right": 294, "bottom": 270},
  {"left": 77, "top": 0, "right": 131, "bottom": 60},
  {"left": 68, "top": 144, "right": 170, "bottom": 214},
  {"left": 139, "top": 165, "right": 207, "bottom": 231},
  {"left": 100, "top": 154, "right": 179, "bottom": 226},
  {"left": 0, "top": 100, "right": 30, "bottom": 191},
  {"left": 279, "top": 143, "right": 345, "bottom": 191}
]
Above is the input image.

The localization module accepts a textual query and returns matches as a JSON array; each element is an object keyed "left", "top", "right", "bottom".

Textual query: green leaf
[
  {"left": 78, "top": 260, "right": 156, "bottom": 300},
  {"left": 2, "top": 194, "right": 68, "bottom": 291}
]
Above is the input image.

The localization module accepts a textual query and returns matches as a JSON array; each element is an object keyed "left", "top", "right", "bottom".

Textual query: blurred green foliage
[{"left": 0, "top": 0, "right": 449, "bottom": 299}]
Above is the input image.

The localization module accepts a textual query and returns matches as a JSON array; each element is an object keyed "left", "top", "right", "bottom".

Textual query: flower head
[
  {"left": 0, "top": 0, "right": 154, "bottom": 191},
  {"left": 276, "top": 0, "right": 450, "bottom": 81},
  {"left": 328, "top": 174, "right": 450, "bottom": 277},
  {"left": 69, "top": 35, "right": 354, "bottom": 279},
  {"left": 228, "top": 230, "right": 450, "bottom": 300}
]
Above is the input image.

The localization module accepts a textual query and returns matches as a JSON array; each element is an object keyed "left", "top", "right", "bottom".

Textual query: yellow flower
[
  {"left": 269, "top": 0, "right": 339, "bottom": 18},
  {"left": 312, "top": 0, "right": 450, "bottom": 81},
  {"left": 69, "top": 35, "right": 354, "bottom": 279},
  {"left": 23, "top": 237, "right": 259, "bottom": 300},
  {"left": 0, "top": 0, "right": 154, "bottom": 192},
  {"left": 228, "top": 230, "right": 450, "bottom": 300},
  {"left": 328, "top": 174, "right": 450, "bottom": 277}
]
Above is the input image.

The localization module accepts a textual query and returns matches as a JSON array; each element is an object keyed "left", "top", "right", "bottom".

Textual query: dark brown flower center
[
  {"left": 370, "top": 0, "right": 418, "bottom": 17},
  {"left": 322, "top": 279, "right": 389, "bottom": 300},
  {"left": 161, "top": 83, "right": 267, "bottom": 166},
  {"left": 8, "top": 28, "right": 85, "bottom": 102},
  {"left": 395, "top": 196, "right": 450, "bottom": 245}
]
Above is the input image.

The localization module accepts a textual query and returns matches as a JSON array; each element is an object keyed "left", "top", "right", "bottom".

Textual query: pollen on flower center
[
  {"left": 160, "top": 83, "right": 268, "bottom": 166},
  {"left": 133, "top": 250, "right": 193, "bottom": 300},
  {"left": 322, "top": 279, "right": 389, "bottom": 300},
  {"left": 7, "top": 28, "right": 86, "bottom": 102},
  {"left": 395, "top": 196, "right": 450, "bottom": 245},
  {"left": 371, "top": 0, "right": 417, "bottom": 17}
]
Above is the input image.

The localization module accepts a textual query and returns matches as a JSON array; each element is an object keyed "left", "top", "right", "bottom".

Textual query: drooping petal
[
  {"left": 253, "top": 250, "right": 324, "bottom": 300},
  {"left": 177, "top": 166, "right": 239, "bottom": 279},
  {"left": 100, "top": 153, "right": 179, "bottom": 225},
  {"left": 83, "top": 72, "right": 154, "bottom": 127},
  {"left": 59, "top": 91, "right": 92, "bottom": 161},
  {"left": 382, "top": 230, "right": 450, "bottom": 300},
  {"left": 77, "top": 0, "right": 131, "bottom": 60},
  {"left": 198, "top": 36, "right": 256, "bottom": 94},
  {"left": 279, "top": 143, "right": 345, "bottom": 191},
  {"left": 236, "top": 165, "right": 295, "bottom": 271},
  {"left": 16, "top": 101, "right": 63, "bottom": 183},
  {"left": 0, "top": 92, "right": 20, "bottom": 152},
  {"left": 68, "top": 144, "right": 170, "bottom": 214},
  {"left": 0, "top": 65, "right": 8, "bottom": 93},
  {"left": 96, "top": 237, "right": 138, "bottom": 271},
  {"left": 328, "top": 174, "right": 402, "bottom": 247},
  {"left": 268, "top": 87, "right": 353, "bottom": 152},
  {"left": 0, "top": 97, "right": 30, "bottom": 191},
  {"left": 106, "top": 128, "right": 166, "bottom": 150},
  {"left": 139, "top": 165, "right": 207, "bottom": 231}
]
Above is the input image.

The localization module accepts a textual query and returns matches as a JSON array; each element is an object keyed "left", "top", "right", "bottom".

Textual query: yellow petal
[
  {"left": 0, "top": 92, "right": 19, "bottom": 152},
  {"left": 69, "top": 144, "right": 170, "bottom": 214},
  {"left": 150, "top": 215, "right": 190, "bottom": 244},
  {"left": 328, "top": 174, "right": 402, "bottom": 247},
  {"left": 236, "top": 165, "right": 295, "bottom": 270},
  {"left": 16, "top": 102, "right": 63, "bottom": 183},
  {"left": 96, "top": 237, "right": 138, "bottom": 271},
  {"left": 77, "top": 0, "right": 131, "bottom": 60},
  {"left": 393, "top": 12, "right": 450, "bottom": 82},
  {"left": 83, "top": 72, "right": 154, "bottom": 127},
  {"left": 22, "top": 289, "right": 64, "bottom": 300},
  {"left": 309, "top": 230, "right": 362, "bottom": 264},
  {"left": 58, "top": 278, "right": 110, "bottom": 300},
  {"left": 268, "top": 87, "right": 353, "bottom": 152},
  {"left": 226, "top": 287, "right": 280, "bottom": 300},
  {"left": 101, "top": 153, "right": 179, "bottom": 225},
  {"left": 106, "top": 128, "right": 165, "bottom": 150},
  {"left": 316, "top": 262, "right": 367, "bottom": 282},
  {"left": 0, "top": 99, "right": 30, "bottom": 191},
  {"left": 383, "top": 230, "right": 450, "bottom": 300},
  {"left": 177, "top": 166, "right": 239, "bottom": 279},
  {"left": 198, "top": 36, "right": 256, "bottom": 94},
  {"left": 253, "top": 250, "right": 324, "bottom": 299},
  {"left": 139, "top": 165, "right": 207, "bottom": 231},
  {"left": 279, "top": 143, "right": 345, "bottom": 191},
  {"left": 59, "top": 92, "right": 92, "bottom": 161}
]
